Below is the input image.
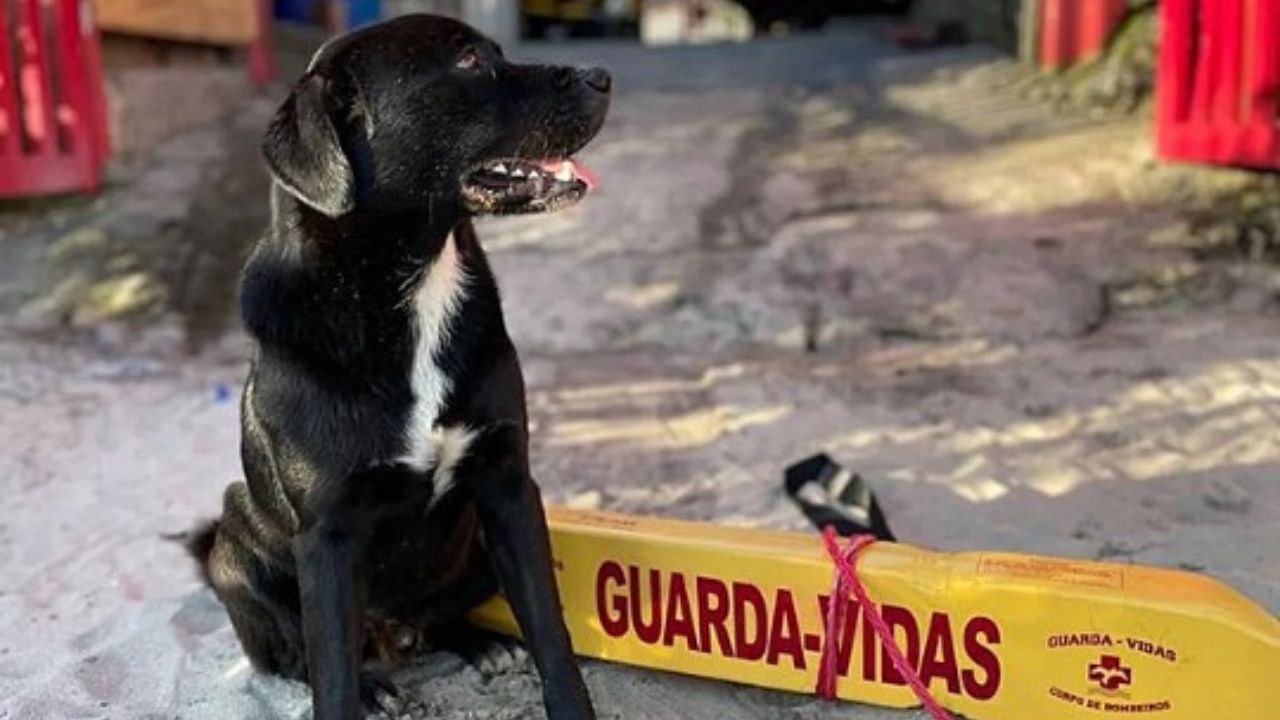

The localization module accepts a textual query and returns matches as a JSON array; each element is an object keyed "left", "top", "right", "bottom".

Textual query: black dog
[{"left": 186, "top": 14, "right": 609, "bottom": 720}]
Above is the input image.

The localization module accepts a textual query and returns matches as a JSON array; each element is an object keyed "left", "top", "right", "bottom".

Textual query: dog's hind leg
[
  {"left": 203, "top": 525, "right": 309, "bottom": 681},
  {"left": 186, "top": 484, "right": 308, "bottom": 681},
  {"left": 204, "top": 521, "right": 424, "bottom": 718}
]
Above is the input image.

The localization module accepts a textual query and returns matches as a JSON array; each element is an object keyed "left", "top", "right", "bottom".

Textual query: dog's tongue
[{"left": 538, "top": 158, "right": 599, "bottom": 191}]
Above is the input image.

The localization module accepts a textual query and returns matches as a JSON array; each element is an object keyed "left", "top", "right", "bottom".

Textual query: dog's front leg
[
  {"left": 469, "top": 426, "right": 595, "bottom": 720},
  {"left": 295, "top": 463, "right": 425, "bottom": 720},
  {"left": 478, "top": 480, "right": 594, "bottom": 719},
  {"left": 295, "top": 519, "right": 365, "bottom": 720}
]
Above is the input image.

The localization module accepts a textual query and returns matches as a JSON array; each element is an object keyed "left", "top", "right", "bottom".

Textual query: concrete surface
[{"left": 1, "top": 22, "right": 1277, "bottom": 720}]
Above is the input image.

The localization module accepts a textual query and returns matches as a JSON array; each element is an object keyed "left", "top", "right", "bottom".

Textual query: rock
[
  {"left": 72, "top": 273, "right": 167, "bottom": 326},
  {"left": 12, "top": 295, "right": 65, "bottom": 334},
  {"left": 949, "top": 248, "right": 1108, "bottom": 342},
  {"left": 46, "top": 227, "right": 109, "bottom": 265},
  {"left": 565, "top": 490, "right": 604, "bottom": 510},
  {"left": 758, "top": 172, "right": 819, "bottom": 229}
]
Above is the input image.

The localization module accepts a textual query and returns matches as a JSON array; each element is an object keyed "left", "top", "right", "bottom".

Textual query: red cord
[{"left": 815, "top": 527, "right": 953, "bottom": 720}]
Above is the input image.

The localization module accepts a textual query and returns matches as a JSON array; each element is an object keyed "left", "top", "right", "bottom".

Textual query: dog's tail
[{"left": 163, "top": 520, "right": 221, "bottom": 586}]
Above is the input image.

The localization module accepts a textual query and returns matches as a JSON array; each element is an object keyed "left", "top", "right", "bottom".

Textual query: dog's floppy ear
[{"left": 262, "top": 74, "right": 355, "bottom": 217}]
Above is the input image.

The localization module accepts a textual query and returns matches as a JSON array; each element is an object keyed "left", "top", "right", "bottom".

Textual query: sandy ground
[{"left": 2, "top": 25, "right": 1278, "bottom": 720}]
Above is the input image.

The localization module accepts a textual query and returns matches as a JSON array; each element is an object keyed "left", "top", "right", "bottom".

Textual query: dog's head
[{"left": 263, "top": 14, "right": 611, "bottom": 219}]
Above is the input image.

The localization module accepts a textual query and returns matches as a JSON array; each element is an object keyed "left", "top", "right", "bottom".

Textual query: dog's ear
[{"left": 262, "top": 74, "right": 355, "bottom": 218}]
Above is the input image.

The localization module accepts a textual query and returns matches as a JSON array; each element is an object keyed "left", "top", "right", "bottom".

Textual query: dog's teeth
[
  {"left": 512, "top": 168, "right": 525, "bottom": 178},
  {"left": 555, "top": 162, "right": 573, "bottom": 182},
  {"left": 492, "top": 162, "right": 508, "bottom": 174}
]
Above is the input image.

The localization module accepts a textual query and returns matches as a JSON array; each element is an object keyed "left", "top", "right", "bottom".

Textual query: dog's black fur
[{"left": 188, "top": 15, "right": 609, "bottom": 720}]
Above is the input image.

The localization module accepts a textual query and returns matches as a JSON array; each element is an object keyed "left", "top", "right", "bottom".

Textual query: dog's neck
[
  {"left": 282, "top": 187, "right": 458, "bottom": 269},
  {"left": 244, "top": 186, "right": 502, "bottom": 378}
]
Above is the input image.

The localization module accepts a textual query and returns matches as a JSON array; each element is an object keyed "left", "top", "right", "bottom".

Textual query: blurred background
[{"left": 1, "top": 1, "right": 1278, "bottom": 718}]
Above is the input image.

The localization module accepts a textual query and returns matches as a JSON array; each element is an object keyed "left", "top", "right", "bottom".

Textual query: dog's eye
[{"left": 456, "top": 46, "right": 480, "bottom": 70}]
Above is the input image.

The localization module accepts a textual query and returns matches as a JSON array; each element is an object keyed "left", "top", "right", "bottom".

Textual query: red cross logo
[{"left": 1088, "top": 654, "right": 1132, "bottom": 690}]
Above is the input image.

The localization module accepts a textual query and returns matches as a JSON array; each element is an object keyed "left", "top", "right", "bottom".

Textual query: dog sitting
[{"left": 186, "top": 14, "right": 610, "bottom": 720}]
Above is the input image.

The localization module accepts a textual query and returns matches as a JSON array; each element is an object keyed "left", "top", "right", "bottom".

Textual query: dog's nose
[{"left": 579, "top": 67, "right": 611, "bottom": 94}]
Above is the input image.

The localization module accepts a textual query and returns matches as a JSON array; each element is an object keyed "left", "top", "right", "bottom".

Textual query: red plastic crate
[
  {"left": 1038, "top": 0, "right": 1128, "bottom": 69},
  {"left": 1157, "top": 0, "right": 1280, "bottom": 169},
  {"left": 0, "top": 0, "right": 110, "bottom": 198}
]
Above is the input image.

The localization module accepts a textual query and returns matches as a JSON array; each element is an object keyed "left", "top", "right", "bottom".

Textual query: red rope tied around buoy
[{"left": 816, "top": 526, "right": 953, "bottom": 720}]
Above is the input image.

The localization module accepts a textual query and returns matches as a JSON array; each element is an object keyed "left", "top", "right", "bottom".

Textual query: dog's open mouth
[{"left": 461, "top": 157, "right": 598, "bottom": 214}]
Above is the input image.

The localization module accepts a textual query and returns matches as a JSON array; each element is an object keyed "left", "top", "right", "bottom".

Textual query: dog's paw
[
  {"left": 368, "top": 689, "right": 432, "bottom": 720},
  {"left": 359, "top": 671, "right": 400, "bottom": 715},
  {"left": 470, "top": 637, "right": 529, "bottom": 678},
  {"left": 431, "top": 624, "right": 529, "bottom": 678}
]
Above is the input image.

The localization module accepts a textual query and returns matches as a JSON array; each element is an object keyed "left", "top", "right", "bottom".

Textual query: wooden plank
[{"left": 93, "top": 0, "right": 258, "bottom": 46}]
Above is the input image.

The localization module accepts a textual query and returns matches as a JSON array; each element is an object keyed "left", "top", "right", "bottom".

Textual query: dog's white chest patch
[{"left": 399, "top": 232, "right": 475, "bottom": 499}]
